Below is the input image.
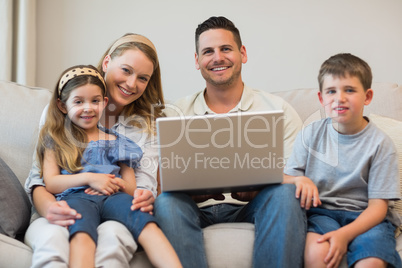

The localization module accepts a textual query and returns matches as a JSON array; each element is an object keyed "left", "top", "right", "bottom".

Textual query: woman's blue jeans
[{"left": 154, "top": 184, "right": 306, "bottom": 268}]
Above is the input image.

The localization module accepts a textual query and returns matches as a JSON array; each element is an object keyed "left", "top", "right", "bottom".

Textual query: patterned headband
[
  {"left": 107, "top": 34, "right": 157, "bottom": 55},
  {"left": 58, "top": 67, "right": 106, "bottom": 96}
]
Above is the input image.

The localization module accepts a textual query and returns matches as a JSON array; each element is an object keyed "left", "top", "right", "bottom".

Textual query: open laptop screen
[{"left": 156, "top": 110, "right": 285, "bottom": 194}]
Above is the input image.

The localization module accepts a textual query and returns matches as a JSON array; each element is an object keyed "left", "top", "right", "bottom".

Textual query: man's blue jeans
[{"left": 154, "top": 184, "right": 306, "bottom": 268}]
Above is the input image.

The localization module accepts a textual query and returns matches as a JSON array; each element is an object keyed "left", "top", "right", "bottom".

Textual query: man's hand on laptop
[
  {"left": 231, "top": 191, "right": 259, "bottom": 202},
  {"left": 191, "top": 194, "right": 225, "bottom": 203}
]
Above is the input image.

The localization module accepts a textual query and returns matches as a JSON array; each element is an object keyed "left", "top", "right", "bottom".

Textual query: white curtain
[{"left": 0, "top": 0, "right": 36, "bottom": 86}]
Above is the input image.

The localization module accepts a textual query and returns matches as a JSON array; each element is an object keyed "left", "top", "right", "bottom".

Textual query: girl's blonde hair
[
  {"left": 37, "top": 65, "right": 107, "bottom": 176},
  {"left": 97, "top": 33, "right": 165, "bottom": 134}
]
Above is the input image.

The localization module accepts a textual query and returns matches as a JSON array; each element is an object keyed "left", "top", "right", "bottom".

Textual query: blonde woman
[{"left": 25, "top": 34, "right": 173, "bottom": 267}]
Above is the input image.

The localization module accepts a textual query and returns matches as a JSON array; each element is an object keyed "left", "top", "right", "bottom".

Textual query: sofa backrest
[{"left": 0, "top": 80, "right": 52, "bottom": 186}]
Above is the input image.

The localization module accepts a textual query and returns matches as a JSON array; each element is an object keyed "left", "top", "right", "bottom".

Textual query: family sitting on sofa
[{"left": 23, "top": 16, "right": 401, "bottom": 268}]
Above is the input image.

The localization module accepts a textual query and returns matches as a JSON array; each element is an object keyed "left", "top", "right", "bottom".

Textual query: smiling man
[{"left": 154, "top": 16, "right": 305, "bottom": 267}]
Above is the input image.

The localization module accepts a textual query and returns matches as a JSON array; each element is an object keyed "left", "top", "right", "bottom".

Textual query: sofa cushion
[
  {"left": 203, "top": 222, "right": 254, "bottom": 268},
  {"left": 0, "top": 80, "right": 52, "bottom": 185},
  {"left": 0, "top": 233, "right": 32, "bottom": 267},
  {"left": 0, "top": 157, "right": 31, "bottom": 239},
  {"left": 369, "top": 114, "right": 402, "bottom": 226}
]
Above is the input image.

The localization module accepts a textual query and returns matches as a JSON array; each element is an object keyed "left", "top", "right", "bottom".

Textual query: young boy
[{"left": 283, "top": 53, "right": 402, "bottom": 268}]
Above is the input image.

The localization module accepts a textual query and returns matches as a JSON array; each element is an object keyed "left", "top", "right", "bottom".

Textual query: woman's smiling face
[{"left": 102, "top": 48, "right": 154, "bottom": 112}]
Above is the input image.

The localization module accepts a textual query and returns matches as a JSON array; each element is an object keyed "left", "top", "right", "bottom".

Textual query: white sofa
[{"left": 0, "top": 79, "right": 401, "bottom": 267}]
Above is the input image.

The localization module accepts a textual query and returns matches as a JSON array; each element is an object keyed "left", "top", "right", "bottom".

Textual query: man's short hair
[{"left": 195, "top": 16, "right": 242, "bottom": 53}]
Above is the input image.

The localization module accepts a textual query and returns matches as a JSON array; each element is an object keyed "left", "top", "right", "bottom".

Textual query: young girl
[{"left": 36, "top": 64, "right": 181, "bottom": 268}]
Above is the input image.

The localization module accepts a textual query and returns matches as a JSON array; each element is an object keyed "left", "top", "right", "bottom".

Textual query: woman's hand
[
  {"left": 45, "top": 200, "right": 82, "bottom": 227},
  {"left": 131, "top": 189, "right": 155, "bottom": 214}
]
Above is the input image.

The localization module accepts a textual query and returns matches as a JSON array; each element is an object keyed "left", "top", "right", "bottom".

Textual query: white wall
[{"left": 37, "top": 0, "right": 402, "bottom": 102}]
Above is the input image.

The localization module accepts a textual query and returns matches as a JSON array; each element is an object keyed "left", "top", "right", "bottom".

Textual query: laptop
[{"left": 156, "top": 110, "right": 285, "bottom": 194}]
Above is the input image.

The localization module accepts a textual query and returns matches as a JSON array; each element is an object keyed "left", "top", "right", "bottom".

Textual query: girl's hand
[
  {"left": 318, "top": 229, "right": 349, "bottom": 268},
  {"left": 131, "top": 189, "right": 155, "bottom": 214},
  {"left": 294, "top": 176, "right": 321, "bottom": 210},
  {"left": 84, "top": 187, "right": 104, "bottom": 195},
  {"left": 88, "top": 173, "right": 125, "bottom": 195},
  {"left": 46, "top": 200, "right": 82, "bottom": 227}
]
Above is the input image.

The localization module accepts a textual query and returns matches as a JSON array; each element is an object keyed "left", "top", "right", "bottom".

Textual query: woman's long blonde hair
[
  {"left": 37, "top": 65, "right": 107, "bottom": 176},
  {"left": 97, "top": 33, "right": 165, "bottom": 134}
]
